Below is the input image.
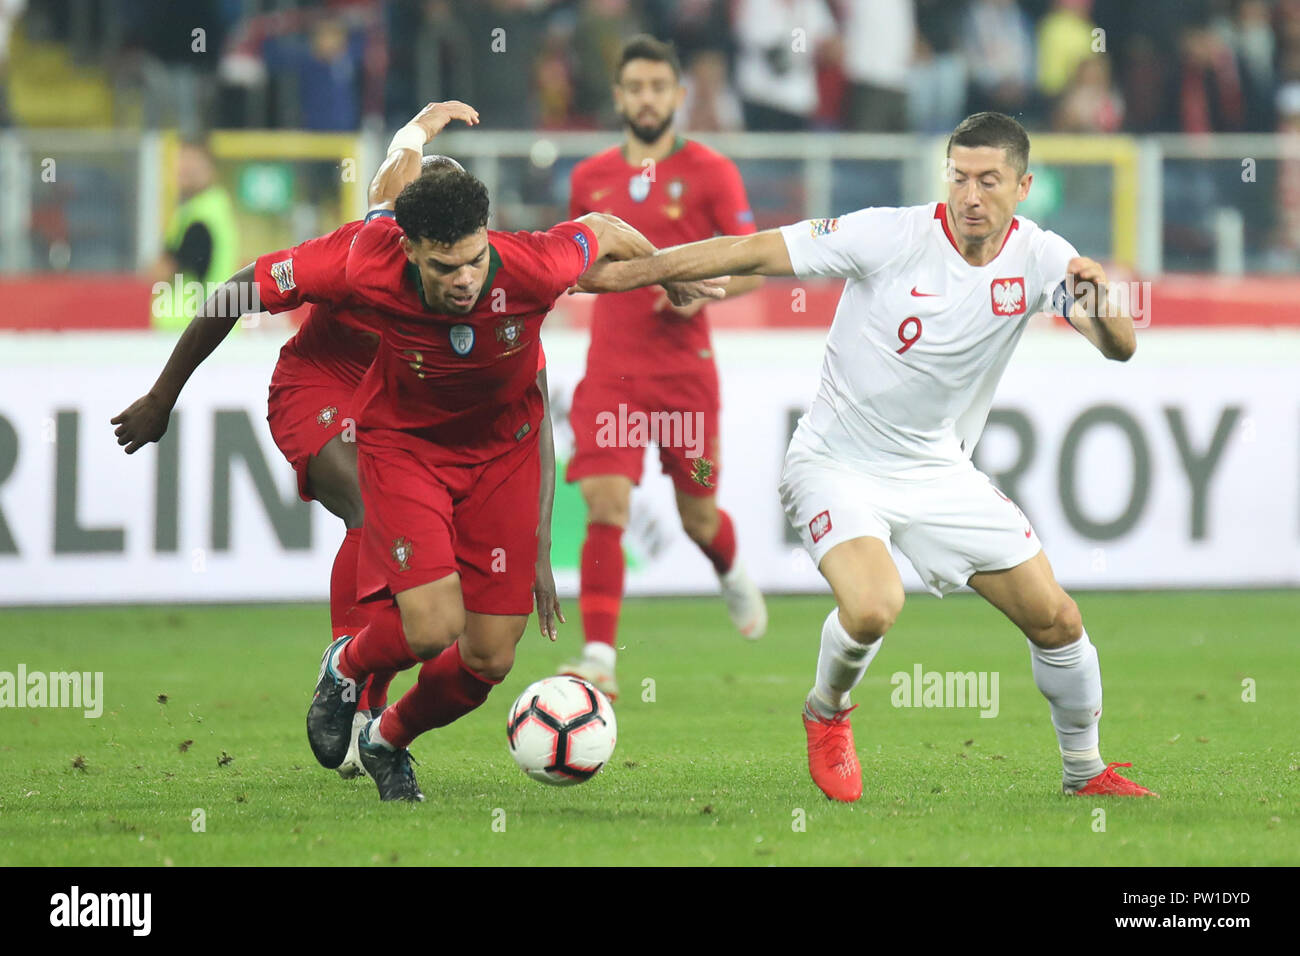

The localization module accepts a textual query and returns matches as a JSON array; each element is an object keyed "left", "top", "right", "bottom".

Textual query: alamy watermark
[
  {"left": 890, "top": 664, "right": 999, "bottom": 718},
  {"left": 0, "top": 665, "right": 103, "bottom": 717},
  {"left": 594, "top": 403, "right": 704, "bottom": 459}
]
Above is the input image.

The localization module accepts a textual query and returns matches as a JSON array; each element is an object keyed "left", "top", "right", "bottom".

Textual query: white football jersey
[{"left": 779, "top": 202, "right": 1078, "bottom": 475}]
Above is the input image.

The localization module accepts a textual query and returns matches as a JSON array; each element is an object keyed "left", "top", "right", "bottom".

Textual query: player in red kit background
[
  {"left": 305, "top": 168, "right": 725, "bottom": 800},
  {"left": 561, "top": 36, "right": 768, "bottom": 699}
]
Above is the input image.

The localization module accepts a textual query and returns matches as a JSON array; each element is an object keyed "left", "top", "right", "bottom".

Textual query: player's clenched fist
[
  {"left": 1067, "top": 256, "right": 1106, "bottom": 291},
  {"left": 111, "top": 392, "right": 173, "bottom": 454}
]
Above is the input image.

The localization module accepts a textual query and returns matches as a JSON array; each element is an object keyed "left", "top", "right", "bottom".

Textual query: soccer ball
[{"left": 506, "top": 676, "right": 617, "bottom": 785}]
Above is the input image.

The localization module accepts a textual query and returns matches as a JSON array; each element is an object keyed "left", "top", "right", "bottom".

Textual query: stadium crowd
[{"left": 5, "top": 0, "right": 1300, "bottom": 138}]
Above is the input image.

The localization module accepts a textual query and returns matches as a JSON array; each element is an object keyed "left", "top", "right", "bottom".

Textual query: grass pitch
[{"left": 0, "top": 592, "right": 1295, "bottom": 866}]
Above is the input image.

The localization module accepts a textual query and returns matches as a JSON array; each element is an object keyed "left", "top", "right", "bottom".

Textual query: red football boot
[
  {"left": 803, "top": 703, "right": 863, "bottom": 802},
  {"left": 1066, "top": 762, "right": 1159, "bottom": 797}
]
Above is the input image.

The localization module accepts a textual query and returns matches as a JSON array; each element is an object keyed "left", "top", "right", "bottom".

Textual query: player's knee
[
  {"left": 1030, "top": 595, "right": 1083, "bottom": 648},
  {"left": 584, "top": 492, "right": 629, "bottom": 527},
  {"left": 838, "top": 590, "right": 903, "bottom": 643},
  {"left": 465, "top": 645, "right": 516, "bottom": 683},
  {"left": 1052, "top": 597, "right": 1084, "bottom": 645},
  {"left": 400, "top": 610, "right": 466, "bottom": 660}
]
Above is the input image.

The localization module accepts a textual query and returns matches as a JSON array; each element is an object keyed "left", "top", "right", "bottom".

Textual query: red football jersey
[
  {"left": 254, "top": 222, "right": 377, "bottom": 385},
  {"left": 569, "top": 139, "right": 756, "bottom": 377},
  {"left": 343, "top": 215, "right": 596, "bottom": 460}
]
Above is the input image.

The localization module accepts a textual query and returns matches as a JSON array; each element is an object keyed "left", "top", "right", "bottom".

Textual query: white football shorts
[{"left": 778, "top": 437, "right": 1043, "bottom": 597}]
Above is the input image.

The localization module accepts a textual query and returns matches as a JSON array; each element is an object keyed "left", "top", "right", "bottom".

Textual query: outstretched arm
[
  {"left": 573, "top": 212, "right": 734, "bottom": 304},
  {"left": 532, "top": 364, "right": 565, "bottom": 640},
  {"left": 577, "top": 229, "right": 794, "bottom": 294},
  {"left": 1063, "top": 257, "right": 1136, "bottom": 361},
  {"left": 368, "top": 100, "right": 479, "bottom": 211},
  {"left": 112, "top": 263, "right": 257, "bottom": 453}
]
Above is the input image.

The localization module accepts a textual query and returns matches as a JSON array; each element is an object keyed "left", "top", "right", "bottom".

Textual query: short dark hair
[
  {"left": 617, "top": 34, "right": 681, "bottom": 82},
  {"left": 947, "top": 112, "right": 1030, "bottom": 178},
  {"left": 420, "top": 153, "right": 465, "bottom": 176},
  {"left": 395, "top": 168, "right": 489, "bottom": 246}
]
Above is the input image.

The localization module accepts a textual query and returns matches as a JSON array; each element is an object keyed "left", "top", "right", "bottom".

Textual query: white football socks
[
  {"left": 1028, "top": 630, "right": 1107, "bottom": 787},
  {"left": 366, "top": 714, "right": 396, "bottom": 752},
  {"left": 808, "top": 607, "right": 883, "bottom": 719},
  {"left": 583, "top": 641, "right": 616, "bottom": 670}
]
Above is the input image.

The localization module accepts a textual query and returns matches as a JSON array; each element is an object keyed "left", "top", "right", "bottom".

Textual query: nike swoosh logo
[
  {"left": 591, "top": 188, "right": 612, "bottom": 201},
  {"left": 910, "top": 287, "right": 940, "bottom": 297}
]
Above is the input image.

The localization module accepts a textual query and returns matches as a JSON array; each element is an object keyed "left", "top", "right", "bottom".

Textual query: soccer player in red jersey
[
  {"left": 304, "top": 168, "right": 724, "bottom": 800},
  {"left": 113, "top": 103, "right": 564, "bottom": 776},
  {"left": 560, "top": 36, "right": 769, "bottom": 698}
]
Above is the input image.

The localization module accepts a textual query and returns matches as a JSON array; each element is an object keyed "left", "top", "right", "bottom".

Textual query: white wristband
[{"left": 387, "top": 124, "right": 426, "bottom": 157}]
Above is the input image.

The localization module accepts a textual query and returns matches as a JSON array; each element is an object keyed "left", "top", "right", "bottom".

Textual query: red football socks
[
  {"left": 378, "top": 641, "right": 497, "bottom": 748},
  {"left": 338, "top": 603, "right": 420, "bottom": 681},
  {"left": 579, "top": 522, "right": 624, "bottom": 647},
  {"left": 329, "top": 528, "right": 367, "bottom": 639},
  {"left": 699, "top": 508, "right": 737, "bottom": 575}
]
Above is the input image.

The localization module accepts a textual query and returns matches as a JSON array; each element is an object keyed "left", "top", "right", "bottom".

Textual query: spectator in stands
[
  {"left": 645, "top": 0, "right": 733, "bottom": 63},
  {"left": 1214, "top": 0, "right": 1278, "bottom": 130},
  {"left": 572, "top": 0, "right": 644, "bottom": 128},
  {"left": 962, "top": 0, "right": 1037, "bottom": 120},
  {"left": 1052, "top": 54, "right": 1123, "bottom": 132},
  {"left": 732, "top": 0, "right": 837, "bottom": 130},
  {"left": 452, "top": 0, "right": 552, "bottom": 130},
  {"left": 1037, "top": 0, "right": 1097, "bottom": 103},
  {"left": 906, "top": 0, "right": 968, "bottom": 133},
  {"left": 1177, "top": 22, "right": 1246, "bottom": 132},
  {"left": 841, "top": 0, "right": 915, "bottom": 132},
  {"left": 681, "top": 48, "right": 745, "bottom": 131},
  {"left": 1271, "top": 82, "right": 1300, "bottom": 268},
  {"left": 263, "top": 16, "right": 365, "bottom": 131},
  {"left": 151, "top": 140, "right": 238, "bottom": 332},
  {"left": 0, "top": 0, "right": 25, "bottom": 127}
]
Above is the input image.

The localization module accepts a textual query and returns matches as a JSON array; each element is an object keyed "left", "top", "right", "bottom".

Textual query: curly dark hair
[{"left": 395, "top": 168, "right": 489, "bottom": 245}]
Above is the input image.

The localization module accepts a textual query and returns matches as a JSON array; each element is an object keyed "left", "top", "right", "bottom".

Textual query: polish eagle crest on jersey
[{"left": 990, "top": 277, "right": 1026, "bottom": 316}]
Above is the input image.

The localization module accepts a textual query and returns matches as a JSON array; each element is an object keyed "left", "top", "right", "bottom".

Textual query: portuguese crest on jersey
[
  {"left": 990, "top": 277, "right": 1026, "bottom": 316},
  {"left": 449, "top": 323, "right": 475, "bottom": 356},
  {"left": 316, "top": 405, "right": 338, "bottom": 427},
  {"left": 495, "top": 316, "right": 527, "bottom": 355},
  {"left": 391, "top": 536, "right": 413, "bottom": 572}
]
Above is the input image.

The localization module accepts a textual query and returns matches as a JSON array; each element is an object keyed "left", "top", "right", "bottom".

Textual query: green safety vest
[{"left": 153, "top": 185, "right": 239, "bottom": 331}]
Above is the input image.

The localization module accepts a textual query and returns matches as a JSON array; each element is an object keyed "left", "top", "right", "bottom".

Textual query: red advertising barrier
[{"left": 1, "top": 274, "right": 1297, "bottom": 331}]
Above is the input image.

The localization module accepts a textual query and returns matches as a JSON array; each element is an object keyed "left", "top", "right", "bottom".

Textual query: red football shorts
[
  {"left": 355, "top": 427, "right": 541, "bottom": 615},
  {"left": 566, "top": 367, "right": 721, "bottom": 498},
  {"left": 266, "top": 352, "right": 360, "bottom": 502}
]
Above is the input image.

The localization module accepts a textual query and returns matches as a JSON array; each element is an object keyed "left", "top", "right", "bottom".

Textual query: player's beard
[{"left": 623, "top": 109, "right": 674, "bottom": 145}]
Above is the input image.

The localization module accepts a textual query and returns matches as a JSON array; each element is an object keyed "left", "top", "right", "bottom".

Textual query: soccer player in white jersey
[{"left": 576, "top": 112, "right": 1155, "bottom": 802}]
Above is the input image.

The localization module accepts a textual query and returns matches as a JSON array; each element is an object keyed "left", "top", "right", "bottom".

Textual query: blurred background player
[
  {"left": 560, "top": 35, "right": 768, "bottom": 699},
  {"left": 151, "top": 138, "right": 239, "bottom": 332}
]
